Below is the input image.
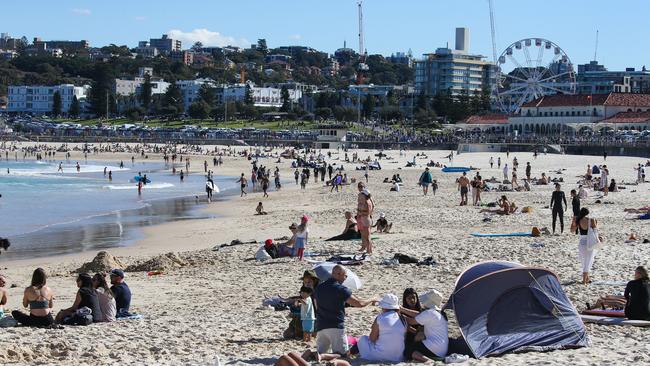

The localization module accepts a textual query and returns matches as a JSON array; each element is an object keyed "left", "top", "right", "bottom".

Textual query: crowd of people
[{"left": 1, "top": 267, "right": 132, "bottom": 327}]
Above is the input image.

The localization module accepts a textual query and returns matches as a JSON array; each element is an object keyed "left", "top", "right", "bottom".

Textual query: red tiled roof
[
  {"left": 521, "top": 94, "right": 608, "bottom": 107},
  {"left": 522, "top": 93, "right": 650, "bottom": 108},
  {"left": 603, "top": 93, "right": 650, "bottom": 107},
  {"left": 464, "top": 114, "right": 510, "bottom": 124},
  {"left": 599, "top": 111, "right": 650, "bottom": 124}
]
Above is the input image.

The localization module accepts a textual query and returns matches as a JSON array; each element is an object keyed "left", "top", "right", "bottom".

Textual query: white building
[
  {"left": 176, "top": 78, "right": 219, "bottom": 111},
  {"left": 114, "top": 67, "right": 169, "bottom": 97},
  {"left": 7, "top": 84, "right": 89, "bottom": 114},
  {"left": 252, "top": 87, "right": 302, "bottom": 108},
  {"left": 508, "top": 93, "right": 650, "bottom": 135}
]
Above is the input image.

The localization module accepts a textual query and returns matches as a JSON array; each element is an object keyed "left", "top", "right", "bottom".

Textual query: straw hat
[
  {"left": 420, "top": 289, "right": 443, "bottom": 311},
  {"left": 378, "top": 293, "right": 400, "bottom": 310}
]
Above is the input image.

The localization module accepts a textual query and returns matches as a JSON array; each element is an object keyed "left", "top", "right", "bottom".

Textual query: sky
[{"left": 2, "top": 0, "right": 649, "bottom": 71}]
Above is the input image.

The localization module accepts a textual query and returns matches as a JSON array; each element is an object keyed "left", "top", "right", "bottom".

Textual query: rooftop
[
  {"left": 522, "top": 93, "right": 650, "bottom": 108},
  {"left": 463, "top": 114, "right": 509, "bottom": 125},
  {"left": 599, "top": 111, "right": 650, "bottom": 124}
]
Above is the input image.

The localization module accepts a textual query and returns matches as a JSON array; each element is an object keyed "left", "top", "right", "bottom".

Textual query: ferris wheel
[{"left": 493, "top": 38, "right": 576, "bottom": 114}]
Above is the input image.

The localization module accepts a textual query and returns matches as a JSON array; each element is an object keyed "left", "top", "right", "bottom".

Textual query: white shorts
[
  {"left": 578, "top": 236, "right": 596, "bottom": 273},
  {"left": 317, "top": 328, "right": 349, "bottom": 355}
]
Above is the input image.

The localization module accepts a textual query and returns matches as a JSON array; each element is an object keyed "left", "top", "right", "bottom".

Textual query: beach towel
[
  {"left": 582, "top": 309, "right": 625, "bottom": 317},
  {"left": 471, "top": 232, "right": 532, "bottom": 237},
  {"left": 580, "top": 314, "right": 650, "bottom": 327}
]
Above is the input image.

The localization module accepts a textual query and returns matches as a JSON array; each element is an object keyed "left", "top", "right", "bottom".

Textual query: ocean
[{"left": 0, "top": 158, "right": 235, "bottom": 260}]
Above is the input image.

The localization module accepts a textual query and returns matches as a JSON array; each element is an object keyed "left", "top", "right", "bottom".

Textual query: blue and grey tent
[{"left": 444, "top": 261, "right": 589, "bottom": 358}]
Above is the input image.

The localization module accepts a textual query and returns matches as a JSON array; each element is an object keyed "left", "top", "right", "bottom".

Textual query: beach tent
[{"left": 444, "top": 261, "right": 589, "bottom": 358}]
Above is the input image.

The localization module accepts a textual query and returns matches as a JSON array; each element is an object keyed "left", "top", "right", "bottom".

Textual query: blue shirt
[{"left": 315, "top": 278, "right": 352, "bottom": 330}]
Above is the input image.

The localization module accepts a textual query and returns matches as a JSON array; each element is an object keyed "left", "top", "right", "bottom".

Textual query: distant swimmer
[
  {"left": 119, "top": 161, "right": 124, "bottom": 169},
  {"left": 58, "top": 163, "right": 63, "bottom": 172},
  {"left": 180, "top": 170, "right": 184, "bottom": 182},
  {"left": 108, "top": 171, "right": 112, "bottom": 181},
  {"left": 103, "top": 167, "right": 107, "bottom": 176},
  {"left": 76, "top": 162, "right": 80, "bottom": 172}
]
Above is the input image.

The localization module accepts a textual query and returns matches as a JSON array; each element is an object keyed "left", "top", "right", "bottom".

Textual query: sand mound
[
  {"left": 76, "top": 251, "right": 125, "bottom": 274},
  {"left": 126, "top": 252, "right": 187, "bottom": 272}
]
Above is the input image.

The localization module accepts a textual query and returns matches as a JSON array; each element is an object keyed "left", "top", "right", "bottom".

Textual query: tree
[
  {"left": 191, "top": 41, "right": 204, "bottom": 52},
  {"left": 87, "top": 63, "right": 115, "bottom": 117},
  {"left": 315, "top": 107, "right": 332, "bottom": 120},
  {"left": 163, "top": 83, "right": 184, "bottom": 115},
  {"left": 244, "top": 84, "right": 254, "bottom": 105},
  {"left": 69, "top": 95, "right": 80, "bottom": 117},
  {"left": 280, "top": 86, "right": 291, "bottom": 112},
  {"left": 52, "top": 91, "right": 62, "bottom": 116},
  {"left": 139, "top": 74, "right": 153, "bottom": 110},
  {"left": 198, "top": 83, "right": 216, "bottom": 106},
  {"left": 188, "top": 101, "right": 210, "bottom": 120},
  {"left": 257, "top": 39, "right": 268, "bottom": 54}
]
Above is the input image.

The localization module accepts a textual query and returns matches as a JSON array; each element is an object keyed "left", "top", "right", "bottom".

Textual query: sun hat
[
  {"left": 420, "top": 289, "right": 443, "bottom": 311},
  {"left": 300, "top": 269, "right": 319, "bottom": 282},
  {"left": 378, "top": 293, "right": 400, "bottom": 310},
  {"left": 380, "top": 212, "right": 385, "bottom": 218}
]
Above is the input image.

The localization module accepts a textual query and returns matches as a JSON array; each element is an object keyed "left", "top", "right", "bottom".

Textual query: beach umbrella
[{"left": 312, "top": 262, "right": 362, "bottom": 290}]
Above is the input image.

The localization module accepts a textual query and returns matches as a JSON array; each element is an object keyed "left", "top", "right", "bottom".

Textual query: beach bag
[
  {"left": 586, "top": 222, "right": 603, "bottom": 250},
  {"left": 394, "top": 253, "right": 419, "bottom": 264},
  {"left": 522, "top": 206, "right": 533, "bottom": 213},
  {"left": 255, "top": 246, "right": 272, "bottom": 262},
  {"left": 531, "top": 227, "right": 541, "bottom": 237},
  {"left": 64, "top": 307, "right": 93, "bottom": 326}
]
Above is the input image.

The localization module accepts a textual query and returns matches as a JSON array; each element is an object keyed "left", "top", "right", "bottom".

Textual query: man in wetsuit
[{"left": 550, "top": 183, "right": 568, "bottom": 234}]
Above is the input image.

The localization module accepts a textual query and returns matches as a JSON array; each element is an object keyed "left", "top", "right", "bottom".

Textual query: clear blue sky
[{"left": 2, "top": 0, "right": 647, "bottom": 70}]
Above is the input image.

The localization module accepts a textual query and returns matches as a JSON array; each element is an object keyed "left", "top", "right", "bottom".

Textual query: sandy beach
[{"left": 0, "top": 144, "right": 649, "bottom": 365}]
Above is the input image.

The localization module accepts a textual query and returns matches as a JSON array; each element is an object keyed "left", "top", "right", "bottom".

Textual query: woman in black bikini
[{"left": 326, "top": 212, "right": 361, "bottom": 241}]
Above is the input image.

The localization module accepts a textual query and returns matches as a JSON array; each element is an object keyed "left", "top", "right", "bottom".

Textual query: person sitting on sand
[
  {"left": 400, "top": 289, "right": 448, "bottom": 362},
  {"left": 578, "top": 185, "right": 589, "bottom": 199},
  {"left": 326, "top": 212, "right": 361, "bottom": 241},
  {"left": 283, "top": 270, "right": 321, "bottom": 340},
  {"left": 351, "top": 293, "right": 406, "bottom": 362},
  {"left": 480, "top": 195, "right": 512, "bottom": 215},
  {"left": 373, "top": 213, "right": 392, "bottom": 233},
  {"left": 256, "top": 202, "right": 268, "bottom": 215},
  {"left": 587, "top": 266, "right": 650, "bottom": 320},
  {"left": 55, "top": 273, "right": 102, "bottom": 324},
  {"left": 390, "top": 181, "right": 400, "bottom": 192},
  {"left": 538, "top": 173, "right": 548, "bottom": 185},
  {"left": 0, "top": 274, "right": 7, "bottom": 318},
  {"left": 12, "top": 268, "right": 55, "bottom": 326},
  {"left": 608, "top": 179, "right": 618, "bottom": 192},
  {"left": 92, "top": 273, "right": 116, "bottom": 322},
  {"left": 401, "top": 288, "right": 423, "bottom": 362},
  {"left": 110, "top": 269, "right": 132, "bottom": 318}
]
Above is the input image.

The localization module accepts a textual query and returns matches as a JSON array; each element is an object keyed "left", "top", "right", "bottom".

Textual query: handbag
[{"left": 586, "top": 220, "right": 603, "bottom": 250}]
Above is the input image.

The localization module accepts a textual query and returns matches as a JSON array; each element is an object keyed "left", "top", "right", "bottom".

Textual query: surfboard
[
  {"left": 442, "top": 167, "right": 471, "bottom": 173},
  {"left": 134, "top": 176, "right": 152, "bottom": 184}
]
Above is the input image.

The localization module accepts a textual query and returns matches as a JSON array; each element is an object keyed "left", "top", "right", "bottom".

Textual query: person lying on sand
[
  {"left": 325, "top": 212, "right": 361, "bottom": 241},
  {"left": 586, "top": 266, "right": 650, "bottom": 320},
  {"left": 623, "top": 206, "right": 650, "bottom": 213},
  {"left": 256, "top": 202, "right": 268, "bottom": 215}
]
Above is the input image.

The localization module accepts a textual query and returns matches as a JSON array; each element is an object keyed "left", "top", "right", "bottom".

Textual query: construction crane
[
  {"left": 356, "top": 0, "right": 369, "bottom": 85},
  {"left": 488, "top": 0, "right": 498, "bottom": 64},
  {"left": 593, "top": 30, "right": 599, "bottom": 62}
]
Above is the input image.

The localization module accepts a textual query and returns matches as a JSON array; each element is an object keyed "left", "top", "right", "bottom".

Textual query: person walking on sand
[
  {"left": 576, "top": 208, "right": 598, "bottom": 285},
  {"left": 489, "top": 156, "right": 494, "bottom": 168},
  {"left": 503, "top": 163, "right": 509, "bottom": 181},
  {"left": 419, "top": 168, "right": 433, "bottom": 196},
  {"left": 600, "top": 165, "right": 609, "bottom": 196},
  {"left": 356, "top": 182, "right": 375, "bottom": 254},
  {"left": 525, "top": 162, "right": 531, "bottom": 180},
  {"left": 457, "top": 172, "right": 470, "bottom": 206},
  {"left": 497, "top": 157, "right": 501, "bottom": 169},
  {"left": 550, "top": 183, "right": 567, "bottom": 234},
  {"left": 237, "top": 173, "right": 248, "bottom": 197}
]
